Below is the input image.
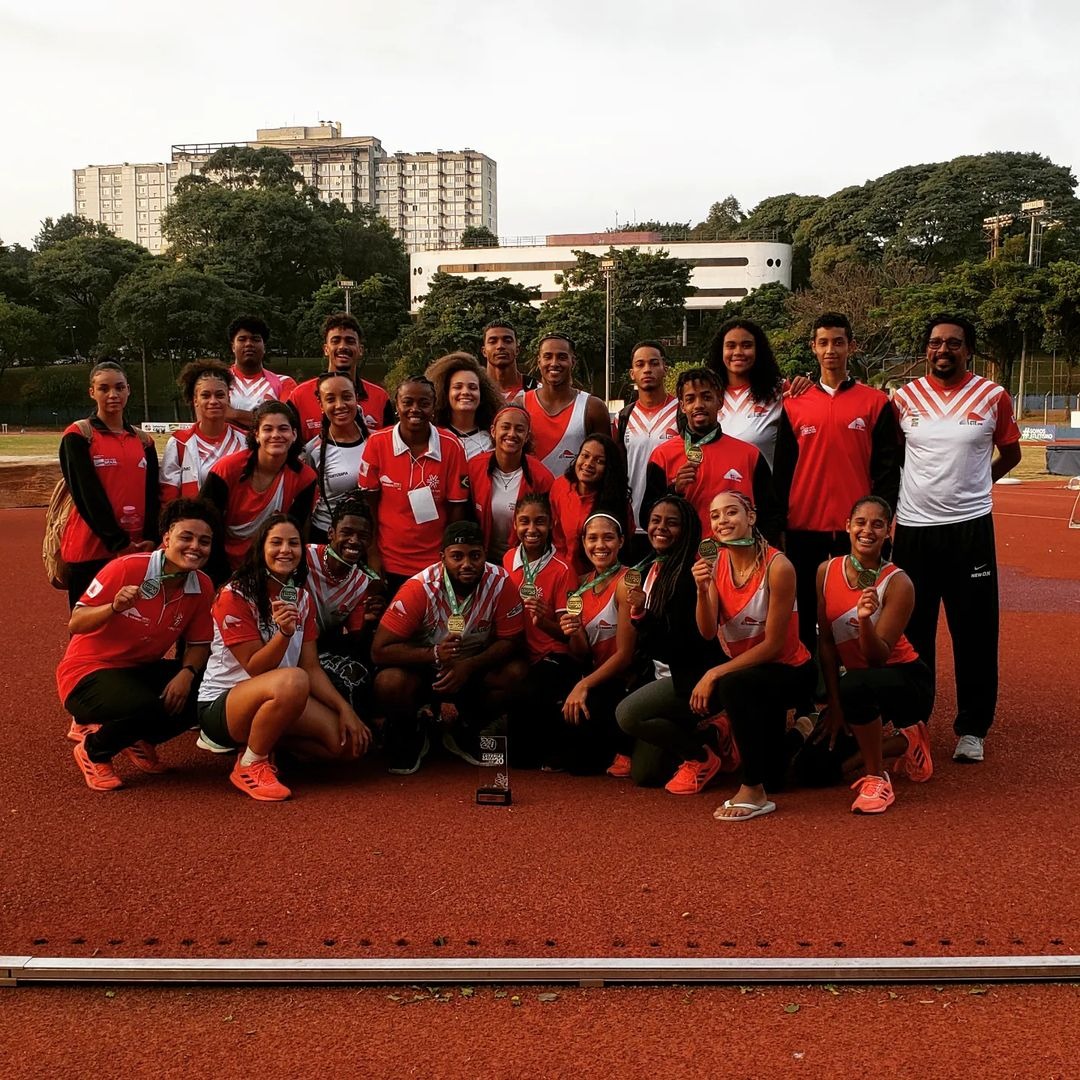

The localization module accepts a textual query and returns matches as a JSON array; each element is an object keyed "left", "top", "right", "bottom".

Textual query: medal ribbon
[
  {"left": 442, "top": 565, "right": 475, "bottom": 620},
  {"left": 326, "top": 543, "right": 380, "bottom": 581},
  {"left": 683, "top": 426, "right": 721, "bottom": 455},
  {"left": 569, "top": 562, "right": 624, "bottom": 599},
  {"left": 848, "top": 553, "right": 887, "bottom": 584},
  {"left": 718, "top": 535, "right": 756, "bottom": 548}
]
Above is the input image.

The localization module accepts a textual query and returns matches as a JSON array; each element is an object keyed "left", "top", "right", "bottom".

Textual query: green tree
[
  {"left": 201, "top": 146, "right": 305, "bottom": 190},
  {"left": 532, "top": 289, "right": 608, "bottom": 389},
  {"left": 0, "top": 298, "right": 55, "bottom": 380},
  {"left": 1042, "top": 260, "right": 1080, "bottom": 391},
  {"left": 0, "top": 239, "right": 34, "bottom": 305},
  {"left": 293, "top": 274, "right": 410, "bottom": 357},
  {"left": 327, "top": 202, "right": 409, "bottom": 289},
  {"left": 459, "top": 225, "right": 499, "bottom": 248},
  {"left": 33, "top": 213, "right": 113, "bottom": 251},
  {"left": 692, "top": 196, "right": 745, "bottom": 240},
  {"left": 29, "top": 234, "right": 150, "bottom": 355}
]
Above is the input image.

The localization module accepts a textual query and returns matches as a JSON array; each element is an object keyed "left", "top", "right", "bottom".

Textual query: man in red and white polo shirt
[
  {"left": 372, "top": 521, "right": 527, "bottom": 775},
  {"left": 286, "top": 312, "right": 394, "bottom": 439},
  {"left": 225, "top": 315, "right": 297, "bottom": 429},
  {"left": 891, "top": 314, "right": 1021, "bottom": 764}
]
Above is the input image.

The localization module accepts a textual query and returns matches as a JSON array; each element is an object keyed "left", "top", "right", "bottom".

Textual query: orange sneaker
[
  {"left": 707, "top": 713, "right": 741, "bottom": 772},
  {"left": 67, "top": 719, "right": 100, "bottom": 743},
  {"left": 121, "top": 740, "right": 168, "bottom": 774},
  {"left": 230, "top": 757, "right": 291, "bottom": 802},
  {"left": 72, "top": 740, "right": 123, "bottom": 792},
  {"left": 850, "top": 772, "right": 894, "bottom": 814},
  {"left": 665, "top": 747, "right": 722, "bottom": 795},
  {"left": 894, "top": 721, "right": 933, "bottom": 783},
  {"left": 606, "top": 753, "right": 632, "bottom": 778}
]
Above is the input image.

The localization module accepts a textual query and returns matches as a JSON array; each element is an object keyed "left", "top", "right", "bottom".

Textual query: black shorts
[{"left": 197, "top": 690, "right": 239, "bottom": 749}]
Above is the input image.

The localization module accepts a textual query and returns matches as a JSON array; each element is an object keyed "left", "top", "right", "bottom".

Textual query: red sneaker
[
  {"left": 665, "top": 747, "right": 722, "bottom": 795},
  {"left": 850, "top": 772, "right": 895, "bottom": 814},
  {"left": 230, "top": 757, "right": 291, "bottom": 802},
  {"left": 72, "top": 740, "right": 123, "bottom": 792},
  {"left": 709, "top": 713, "right": 741, "bottom": 772},
  {"left": 606, "top": 753, "right": 632, "bottom": 778},
  {"left": 894, "top": 721, "right": 933, "bottom": 783},
  {"left": 121, "top": 740, "right": 168, "bottom": 774},
  {"left": 67, "top": 719, "right": 100, "bottom": 743}
]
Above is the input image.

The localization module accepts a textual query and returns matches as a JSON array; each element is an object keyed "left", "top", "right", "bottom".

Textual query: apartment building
[{"left": 73, "top": 123, "right": 497, "bottom": 254}]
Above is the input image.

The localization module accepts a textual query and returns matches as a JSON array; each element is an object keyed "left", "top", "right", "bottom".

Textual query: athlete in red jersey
[
  {"left": 59, "top": 361, "right": 159, "bottom": 608},
  {"left": 692, "top": 491, "right": 814, "bottom": 821},
  {"left": 286, "top": 312, "right": 393, "bottom": 439},
  {"left": 523, "top": 333, "right": 611, "bottom": 473},
  {"left": 161, "top": 360, "right": 247, "bottom": 503},
  {"left": 200, "top": 401, "right": 317, "bottom": 579},
  {"left": 481, "top": 320, "right": 538, "bottom": 403},
  {"left": 60, "top": 499, "right": 217, "bottom": 791},
  {"left": 816, "top": 495, "right": 934, "bottom": 814},
  {"left": 225, "top": 315, "right": 296, "bottom": 428},
  {"left": 372, "top": 520, "right": 527, "bottom": 775}
]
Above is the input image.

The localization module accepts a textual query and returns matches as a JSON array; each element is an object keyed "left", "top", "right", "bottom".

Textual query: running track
[{"left": 2, "top": 483, "right": 1078, "bottom": 1076}]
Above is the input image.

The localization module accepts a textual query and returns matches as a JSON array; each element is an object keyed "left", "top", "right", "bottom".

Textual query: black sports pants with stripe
[{"left": 892, "top": 513, "right": 999, "bottom": 739}]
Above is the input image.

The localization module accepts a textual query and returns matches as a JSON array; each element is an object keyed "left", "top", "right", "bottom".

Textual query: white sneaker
[
  {"left": 953, "top": 735, "right": 985, "bottom": 763},
  {"left": 195, "top": 730, "right": 234, "bottom": 754}
]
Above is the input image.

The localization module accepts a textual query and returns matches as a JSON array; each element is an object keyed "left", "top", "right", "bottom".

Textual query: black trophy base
[{"left": 476, "top": 786, "right": 512, "bottom": 806}]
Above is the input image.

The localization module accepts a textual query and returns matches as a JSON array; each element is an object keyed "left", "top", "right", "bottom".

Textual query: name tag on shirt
[{"left": 408, "top": 485, "right": 439, "bottom": 524}]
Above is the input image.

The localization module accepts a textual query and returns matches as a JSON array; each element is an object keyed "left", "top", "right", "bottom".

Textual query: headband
[{"left": 582, "top": 512, "right": 623, "bottom": 536}]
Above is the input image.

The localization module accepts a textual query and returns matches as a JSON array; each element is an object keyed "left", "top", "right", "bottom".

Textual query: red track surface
[{"left": 2, "top": 483, "right": 1079, "bottom": 1075}]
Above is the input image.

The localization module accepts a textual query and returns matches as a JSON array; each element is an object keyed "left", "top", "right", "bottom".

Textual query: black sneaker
[{"left": 388, "top": 732, "right": 430, "bottom": 775}]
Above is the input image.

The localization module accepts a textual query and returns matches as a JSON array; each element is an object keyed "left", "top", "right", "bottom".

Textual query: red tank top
[
  {"left": 822, "top": 557, "right": 919, "bottom": 670},
  {"left": 524, "top": 389, "right": 590, "bottom": 473},
  {"left": 714, "top": 547, "right": 809, "bottom": 665},
  {"left": 580, "top": 566, "right": 626, "bottom": 669}
]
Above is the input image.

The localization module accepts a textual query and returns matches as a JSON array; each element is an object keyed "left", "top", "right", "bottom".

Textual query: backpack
[{"left": 42, "top": 421, "right": 153, "bottom": 589}]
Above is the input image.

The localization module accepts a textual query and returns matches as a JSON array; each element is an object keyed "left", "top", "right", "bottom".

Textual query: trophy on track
[{"left": 476, "top": 733, "right": 512, "bottom": 805}]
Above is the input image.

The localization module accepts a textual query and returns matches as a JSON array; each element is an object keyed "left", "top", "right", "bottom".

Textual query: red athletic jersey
[
  {"left": 502, "top": 545, "right": 574, "bottom": 662},
  {"left": 204, "top": 450, "right": 318, "bottom": 569},
  {"left": 359, "top": 425, "right": 469, "bottom": 576},
  {"left": 228, "top": 366, "right": 297, "bottom": 412},
  {"left": 57, "top": 551, "right": 213, "bottom": 703},
  {"left": 379, "top": 561, "right": 523, "bottom": 656},
  {"left": 466, "top": 452, "right": 554, "bottom": 552},
  {"left": 712, "top": 548, "right": 809, "bottom": 665},
  {"left": 304, "top": 543, "right": 377, "bottom": 634},
  {"left": 60, "top": 421, "right": 157, "bottom": 563},
  {"left": 286, "top": 376, "right": 392, "bottom": 440},
  {"left": 579, "top": 567, "right": 628, "bottom": 669},
  {"left": 523, "top": 389, "right": 592, "bottom": 473},
  {"left": 160, "top": 423, "right": 248, "bottom": 502},
  {"left": 647, "top": 433, "right": 761, "bottom": 538},
  {"left": 781, "top": 382, "right": 892, "bottom": 532},
  {"left": 822, "top": 557, "right": 919, "bottom": 670}
]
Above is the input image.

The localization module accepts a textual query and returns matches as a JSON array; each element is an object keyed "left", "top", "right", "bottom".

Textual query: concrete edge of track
[{"left": 3, "top": 955, "right": 1079, "bottom": 987}]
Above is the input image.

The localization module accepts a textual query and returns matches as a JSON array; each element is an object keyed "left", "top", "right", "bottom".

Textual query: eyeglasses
[{"left": 928, "top": 338, "right": 966, "bottom": 351}]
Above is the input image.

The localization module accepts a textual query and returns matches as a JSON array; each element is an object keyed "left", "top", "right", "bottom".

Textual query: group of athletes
[{"left": 54, "top": 306, "right": 1022, "bottom": 817}]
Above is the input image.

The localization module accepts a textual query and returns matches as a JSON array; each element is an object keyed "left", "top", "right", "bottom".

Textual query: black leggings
[
  {"left": 65, "top": 659, "right": 197, "bottom": 763},
  {"left": 709, "top": 660, "right": 815, "bottom": 788},
  {"left": 838, "top": 660, "right": 933, "bottom": 727}
]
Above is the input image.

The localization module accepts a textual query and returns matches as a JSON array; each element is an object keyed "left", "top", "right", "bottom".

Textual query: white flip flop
[{"left": 714, "top": 799, "right": 776, "bottom": 821}]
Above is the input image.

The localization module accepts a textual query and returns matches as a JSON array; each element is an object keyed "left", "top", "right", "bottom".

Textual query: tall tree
[
  {"left": 33, "top": 214, "right": 113, "bottom": 252},
  {"left": 200, "top": 146, "right": 305, "bottom": 190},
  {"left": 0, "top": 298, "right": 55, "bottom": 380},
  {"left": 459, "top": 225, "right": 499, "bottom": 248}
]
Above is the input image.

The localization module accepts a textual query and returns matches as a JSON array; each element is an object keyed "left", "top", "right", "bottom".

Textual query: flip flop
[{"left": 714, "top": 799, "right": 776, "bottom": 821}]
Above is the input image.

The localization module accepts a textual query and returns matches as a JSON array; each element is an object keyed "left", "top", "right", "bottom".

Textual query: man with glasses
[{"left": 891, "top": 315, "right": 1021, "bottom": 764}]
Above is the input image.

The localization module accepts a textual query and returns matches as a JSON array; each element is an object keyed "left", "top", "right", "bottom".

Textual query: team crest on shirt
[
  {"left": 847, "top": 417, "right": 867, "bottom": 431},
  {"left": 800, "top": 425, "right": 817, "bottom": 436},
  {"left": 724, "top": 468, "right": 744, "bottom": 482}
]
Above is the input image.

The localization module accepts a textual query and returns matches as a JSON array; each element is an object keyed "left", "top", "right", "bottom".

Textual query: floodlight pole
[
  {"left": 337, "top": 279, "right": 356, "bottom": 315},
  {"left": 600, "top": 258, "right": 616, "bottom": 403}
]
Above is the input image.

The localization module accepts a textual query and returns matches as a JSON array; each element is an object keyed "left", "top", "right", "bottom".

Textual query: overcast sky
[{"left": 2, "top": 0, "right": 1078, "bottom": 247}]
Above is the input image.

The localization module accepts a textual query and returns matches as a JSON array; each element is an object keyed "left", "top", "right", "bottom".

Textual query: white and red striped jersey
[
  {"left": 621, "top": 396, "right": 679, "bottom": 519},
  {"left": 379, "top": 561, "right": 524, "bottom": 657},
  {"left": 719, "top": 387, "right": 783, "bottom": 469},
  {"left": 892, "top": 372, "right": 1020, "bottom": 526},
  {"left": 302, "top": 434, "right": 366, "bottom": 533},
  {"left": 304, "top": 543, "right": 376, "bottom": 634},
  {"left": 228, "top": 366, "right": 297, "bottom": 413},
  {"left": 160, "top": 424, "right": 248, "bottom": 502}
]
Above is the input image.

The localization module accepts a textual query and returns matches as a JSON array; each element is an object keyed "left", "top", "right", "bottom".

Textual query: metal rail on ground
[{"left": 3, "top": 955, "right": 1079, "bottom": 988}]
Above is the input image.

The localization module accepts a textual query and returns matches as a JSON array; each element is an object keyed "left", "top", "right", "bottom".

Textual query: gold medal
[
  {"left": 279, "top": 584, "right": 298, "bottom": 604},
  {"left": 138, "top": 579, "right": 160, "bottom": 599},
  {"left": 856, "top": 570, "right": 878, "bottom": 589},
  {"left": 685, "top": 444, "right": 703, "bottom": 465},
  {"left": 565, "top": 594, "right": 584, "bottom": 616},
  {"left": 447, "top": 614, "right": 466, "bottom": 634},
  {"left": 698, "top": 539, "right": 719, "bottom": 562},
  {"left": 624, "top": 569, "right": 642, "bottom": 588},
  {"left": 519, "top": 583, "right": 538, "bottom": 600}
]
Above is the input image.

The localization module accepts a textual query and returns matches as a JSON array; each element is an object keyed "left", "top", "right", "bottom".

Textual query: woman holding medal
[
  {"left": 301, "top": 372, "right": 368, "bottom": 544},
  {"left": 814, "top": 495, "right": 933, "bottom": 814},
  {"left": 426, "top": 352, "right": 504, "bottom": 461},
  {"left": 305, "top": 496, "right": 385, "bottom": 713},
  {"left": 200, "top": 400, "right": 317, "bottom": 580},
  {"left": 467, "top": 404, "right": 554, "bottom": 564},
  {"left": 556, "top": 512, "right": 637, "bottom": 774},
  {"left": 691, "top": 491, "right": 814, "bottom": 820},
  {"left": 550, "top": 434, "right": 632, "bottom": 577},
  {"left": 59, "top": 498, "right": 218, "bottom": 791},
  {"left": 196, "top": 514, "right": 372, "bottom": 802},
  {"left": 160, "top": 360, "right": 247, "bottom": 503},
  {"left": 614, "top": 496, "right": 731, "bottom": 789}
]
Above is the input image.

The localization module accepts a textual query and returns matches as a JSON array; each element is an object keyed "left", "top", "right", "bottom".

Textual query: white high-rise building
[{"left": 73, "top": 123, "right": 497, "bottom": 254}]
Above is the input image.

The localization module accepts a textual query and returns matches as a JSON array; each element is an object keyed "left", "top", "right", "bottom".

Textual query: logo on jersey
[
  {"left": 223, "top": 614, "right": 243, "bottom": 629},
  {"left": 961, "top": 412, "right": 985, "bottom": 426},
  {"left": 740, "top": 614, "right": 765, "bottom": 626},
  {"left": 359, "top": 460, "right": 370, "bottom": 478},
  {"left": 724, "top": 468, "right": 744, "bottom": 482},
  {"left": 597, "top": 619, "right": 616, "bottom": 630},
  {"left": 379, "top": 474, "right": 402, "bottom": 490},
  {"left": 391, "top": 599, "right": 407, "bottom": 615},
  {"left": 92, "top": 456, "right": 119, "bottom": 468},
  {"left": 557, "top": 449, "right": 576, "bottom": 461},
  {"left": 800, "top": 425, "right": 817, "bottom": 436},
  {"left": 847, "top": 417, "right": 867, "bottom": 431}
]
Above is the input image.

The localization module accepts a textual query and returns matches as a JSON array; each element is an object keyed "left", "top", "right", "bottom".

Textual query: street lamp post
[
  {"left": 600, "top": 258, "right": 616, "bottom": 404},
  {"left": 337, "top": 279, "right": 356, "bottom": 315}
]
